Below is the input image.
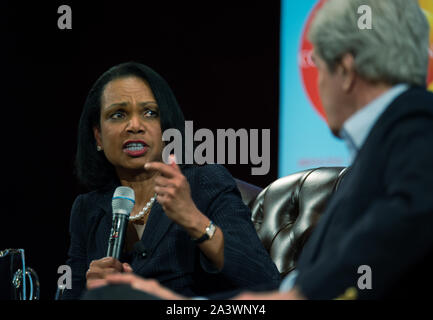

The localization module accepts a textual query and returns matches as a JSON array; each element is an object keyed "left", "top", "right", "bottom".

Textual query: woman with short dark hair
[
  {"left": 76, "top": 62, "right": 187, "bottom": 190},
  {"left": 63, "top": 62, "right": 280, "bottom": 299}
]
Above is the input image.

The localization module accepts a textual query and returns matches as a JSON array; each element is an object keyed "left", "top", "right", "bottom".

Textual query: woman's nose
[{"left": 126, "top": 114, "right": 145, "bottom": 133}]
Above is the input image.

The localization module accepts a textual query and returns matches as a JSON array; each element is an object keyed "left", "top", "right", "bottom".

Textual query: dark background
[{"left": 1, "top": 1, "right": 280, "bottom": 299}]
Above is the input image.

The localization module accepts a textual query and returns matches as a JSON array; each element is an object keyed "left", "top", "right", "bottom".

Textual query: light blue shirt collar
[{"left": 340, "top": 83, "right": 409, "bottom": 164}]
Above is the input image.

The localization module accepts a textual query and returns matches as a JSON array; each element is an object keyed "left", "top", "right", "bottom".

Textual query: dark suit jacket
[
  {"left": 295, "top": 86, "right": 433, "bottom": 299},
  {"left": 62, "top": 164, "right": 280, "bottom": 299}
]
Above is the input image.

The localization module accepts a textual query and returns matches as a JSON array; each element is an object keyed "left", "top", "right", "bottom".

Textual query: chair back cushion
[{"left": 236, "top": 167, "right": 347, "bottom": 276}]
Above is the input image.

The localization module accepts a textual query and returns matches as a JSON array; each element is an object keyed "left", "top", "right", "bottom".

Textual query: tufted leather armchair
[{"left": 235, "top": 167, "right": 347, "bottom": 278}]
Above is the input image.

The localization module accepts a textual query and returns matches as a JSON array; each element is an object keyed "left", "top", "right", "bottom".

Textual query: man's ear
[
  {"left": 340, "top": 53, "right": 356, "bottom": 92},
  {"left": 93, "top": 126, "right": 103, "bottom": 148}
]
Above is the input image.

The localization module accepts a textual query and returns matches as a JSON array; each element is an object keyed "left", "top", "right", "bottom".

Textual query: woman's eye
[
  {"left": 144, "top": 109, "right": 158, "bottom": 118},
  {"left": 109, "top": 111, "right": 125, "bottom": 119}
]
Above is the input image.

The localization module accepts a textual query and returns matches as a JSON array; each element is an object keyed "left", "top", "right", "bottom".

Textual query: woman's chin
[
  {"left": 116, "top": 160, "right": 147, "bottom": 173},
  {"left": 114, "top": 154, "right": 162, "bottom": 174}
]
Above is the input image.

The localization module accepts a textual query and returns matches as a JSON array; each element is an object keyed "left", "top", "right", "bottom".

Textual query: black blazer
[
  {"left": 295, "top": 87, "right": 433, "bottom": 299},
  {"left": 63, "top": 164, "right": 280, "bottom": 299}
]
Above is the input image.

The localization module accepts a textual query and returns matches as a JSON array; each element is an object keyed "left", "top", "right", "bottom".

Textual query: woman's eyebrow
[
  {"left": 138, "top": 101, "right": 158, "bottom": 108},
  {"left": 105, "top": 102, "right": 128, "bottom": 110},
  {"left": 105, "top": 101, "right": 157, "bottom": 110}
]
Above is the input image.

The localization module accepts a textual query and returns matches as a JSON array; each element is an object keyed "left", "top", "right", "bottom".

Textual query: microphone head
[{"left": 112, "top": 186, "right": 135, "bottom": 216}]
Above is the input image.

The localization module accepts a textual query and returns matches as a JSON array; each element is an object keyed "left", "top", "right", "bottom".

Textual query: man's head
[{"left": 308, "top": 0, "right": 430, "bottom": 135}]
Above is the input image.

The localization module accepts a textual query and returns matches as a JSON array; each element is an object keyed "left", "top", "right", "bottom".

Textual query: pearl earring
[{"left": 97, "top": 146, "right": 103, "bottom": 151}]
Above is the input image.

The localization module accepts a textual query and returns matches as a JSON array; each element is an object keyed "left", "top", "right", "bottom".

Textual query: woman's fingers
[
  {"left": 145, "top": 162, "right": 176, "bottom": 178},
  {"left": 89, "top": 257, "right": 123, "bottom": 271},
  {"left": 86, "top": 266, "right": 119, "bottom": 280},
  {"left": 154, "top": 175, "right": 175, "bottom": 187},
  {"left": 154, "top": 186, "right": 173, "bottom": 197},
  {"left": 104, "top": 273, "right": 138, "bottom": 285},
  {"left": 167, "top": 154, "right": 180, "bottom": 171},
  {"left": 86, "top": 257, "right": 126, "bottom": 289},
  {"left": 122, "top": 263, "right": 133, "bottom": 273}
]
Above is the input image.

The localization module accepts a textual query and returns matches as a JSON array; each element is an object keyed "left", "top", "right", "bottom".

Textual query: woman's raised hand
[{"left": 144, "top": 155, "right": 202, "bottom": 229}]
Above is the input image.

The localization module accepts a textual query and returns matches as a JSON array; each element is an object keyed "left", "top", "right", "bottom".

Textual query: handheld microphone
[{"left": 106, "top": 187, "right": 135, "bottom": 259}]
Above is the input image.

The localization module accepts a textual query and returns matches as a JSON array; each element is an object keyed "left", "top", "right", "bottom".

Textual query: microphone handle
[{"left": 107, "top": 213, "right": 129, "bottom": 259}]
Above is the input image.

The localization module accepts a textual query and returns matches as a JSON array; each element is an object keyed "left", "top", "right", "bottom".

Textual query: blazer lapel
[
  {"left": 139, "top": 201, "right": 174, "bottom": 256},
  {"left": 94, "top": 186, "right": 117, "bottom": 257}
]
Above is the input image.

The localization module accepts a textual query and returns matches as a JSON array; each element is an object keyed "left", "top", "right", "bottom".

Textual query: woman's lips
[{"left": 123, "top": 141, "right": 148, "bottom": 157}]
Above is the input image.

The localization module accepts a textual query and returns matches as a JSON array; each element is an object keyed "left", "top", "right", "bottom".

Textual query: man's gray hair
[{"left": 308, "top": 0, "right": 430, "bottom": 86}]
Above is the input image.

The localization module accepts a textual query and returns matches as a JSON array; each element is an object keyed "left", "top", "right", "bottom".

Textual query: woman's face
[{"left": 93, "top": 76, "right": 163, "bottom": 174}]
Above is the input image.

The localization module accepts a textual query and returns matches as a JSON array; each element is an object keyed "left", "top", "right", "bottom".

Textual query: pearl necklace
[{"left": 129, "top": 193, "right": 157, "bottom": 222}]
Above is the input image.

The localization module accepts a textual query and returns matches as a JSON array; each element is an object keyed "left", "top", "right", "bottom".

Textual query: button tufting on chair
[{"left": 235, "top": 167, "right": 347, "bottom": 277}]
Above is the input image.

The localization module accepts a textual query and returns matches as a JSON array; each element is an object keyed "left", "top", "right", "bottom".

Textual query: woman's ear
[{"left": 93, "top": 126, "right": 103, "bottom": 150}]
